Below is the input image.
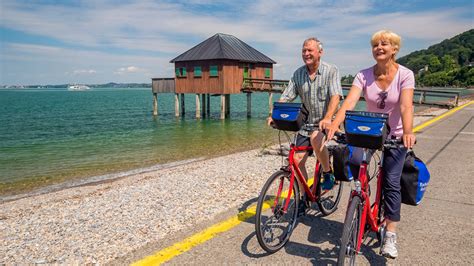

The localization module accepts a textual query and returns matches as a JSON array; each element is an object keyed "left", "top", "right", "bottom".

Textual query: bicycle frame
[
  {"left": 282, "top": 144, "right": 322, "bottom": 212},
  {"left": 350, "top": 149, "right": 385, "bottom": 252}
]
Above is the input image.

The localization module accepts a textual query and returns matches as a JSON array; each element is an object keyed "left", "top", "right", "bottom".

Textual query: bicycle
[
  {"left": 255, "top": 124, "right": 344, "bottom": 253},
  {"left": 336, "top": 132, "right": 404, "bottom": 265}
]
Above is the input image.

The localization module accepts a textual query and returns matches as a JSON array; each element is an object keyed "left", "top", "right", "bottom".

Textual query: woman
[{"left": 326, "top": 30, "right": 416, "bottom": 259}]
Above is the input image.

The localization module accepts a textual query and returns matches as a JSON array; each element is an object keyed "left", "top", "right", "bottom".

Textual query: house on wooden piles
[{"left": 152, "top": 33, "right": 276, "bottom": 119}]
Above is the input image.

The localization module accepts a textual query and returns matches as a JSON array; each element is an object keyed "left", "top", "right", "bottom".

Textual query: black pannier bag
[
  {"left": 271, "top": 102, "right": 308, "bottom": 131},
  {"left": 401, "top": 150, "right": 430, "bottom": 206},
  {"left": 332, "top": 144, "right": 354, "bottom": 182},
  {"left": 344, "top": 111, "right": 389, "bottom": 150}
]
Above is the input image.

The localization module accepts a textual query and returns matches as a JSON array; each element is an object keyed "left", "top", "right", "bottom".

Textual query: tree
[
  {"left": 421, "top": 72, "right": 452, "bottom": 87},
  {"left": 397, "top": 29, "right": 474, "bottom": 86},
  {"left": 341, "top": 74, "right": 354, "bottom": 85},
  {"left": 427, "top": 55, "right": 442, "bottom": 72},
  {"left": 441, "top": 55, "right": 458, "bottom": 71}
]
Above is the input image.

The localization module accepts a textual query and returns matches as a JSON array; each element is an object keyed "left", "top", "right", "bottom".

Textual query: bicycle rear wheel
[
  {"left": 316, "top": 164, "right": 344, "bottom": 216},
  {"left": 337, "top": 196, "right": 362, "bottom": 266},
  {"left": 255, "top": 170, "right": 299, "bottom": 253}
]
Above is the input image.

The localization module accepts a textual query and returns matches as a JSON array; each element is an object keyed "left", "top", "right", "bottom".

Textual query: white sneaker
[{"left": 381, "top": 231, "right": 398, "bottom": 259}]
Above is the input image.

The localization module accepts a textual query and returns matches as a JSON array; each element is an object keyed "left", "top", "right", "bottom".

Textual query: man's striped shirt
[{"left": 280, "top": 60, "right": 342, "bottom": 136}]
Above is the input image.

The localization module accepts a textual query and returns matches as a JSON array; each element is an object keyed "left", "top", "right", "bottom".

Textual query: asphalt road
[{"left": 130, "top": 103, "right": 474, "bottom": 265}]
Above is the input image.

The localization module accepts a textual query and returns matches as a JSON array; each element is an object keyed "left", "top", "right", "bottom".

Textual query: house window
[
  {"left": 210, "top": 65, "right": 218, "bottom": 77},
  {"left": 265, "top": 68, "right": 271, "bottom": 78},
  {"left": 194, "top": 66, "right": 202, "bottom": 77},
  {"left": 175, "top": 67, "right": 187, "bottom": 77}
]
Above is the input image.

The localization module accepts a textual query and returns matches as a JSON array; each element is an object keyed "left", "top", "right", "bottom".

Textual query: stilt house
[{"left": 170, "top": 33, "right": 276, "bottom": 94}]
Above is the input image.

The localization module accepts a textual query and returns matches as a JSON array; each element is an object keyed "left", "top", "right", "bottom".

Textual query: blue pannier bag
[
  {"left": 401, "top": 150, "right": 430, "bottom": 206},
  {"left": 344, "top": 111, "right": 389, "bottom": 150},
  {"left": 271, "top": 102, "right": 308, "bottom": 131}
]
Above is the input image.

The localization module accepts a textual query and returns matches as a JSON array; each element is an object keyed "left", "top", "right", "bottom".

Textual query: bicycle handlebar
[{"left": 329, "top": 132, "right": 408, "bottom": 149}]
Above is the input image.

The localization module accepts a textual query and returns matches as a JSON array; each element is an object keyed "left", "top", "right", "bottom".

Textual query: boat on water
[{"left": 68, "top": 84, "right": 91, "bottom": 91}]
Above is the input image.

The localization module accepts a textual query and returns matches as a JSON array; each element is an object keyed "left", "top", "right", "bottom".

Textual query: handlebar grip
[{"left": 334, "top": 131, "right": 345, "bottom": 138}]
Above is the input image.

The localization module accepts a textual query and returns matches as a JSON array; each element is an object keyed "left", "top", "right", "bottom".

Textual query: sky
[{"left": 0, "top": 0, "right": 473, "bottom": 85}]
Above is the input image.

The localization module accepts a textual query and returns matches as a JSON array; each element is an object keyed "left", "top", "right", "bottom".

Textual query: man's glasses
[{"left": 377, "top": 91, "right": 388, "bottom": 109}]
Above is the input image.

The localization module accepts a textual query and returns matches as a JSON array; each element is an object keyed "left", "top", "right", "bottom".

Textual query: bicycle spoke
[
  {"left": 255, "top": 170, "right": 298, "bottom": 253},
  {"left": 338, "top": 196, "right": 362, "bottom": 265}
]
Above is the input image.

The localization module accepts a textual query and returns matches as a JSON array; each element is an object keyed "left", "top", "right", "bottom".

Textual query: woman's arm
[
  {"left": 326, "top": 85, "right": 362, "bottom": 140},
  {"left": 400, "top": 88, "right": 416, "bottom": 148},
  {"left": 319, "top": 94, "right": 341, "bottom": 130}
]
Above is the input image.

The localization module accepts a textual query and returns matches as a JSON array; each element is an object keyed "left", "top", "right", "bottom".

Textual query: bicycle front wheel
[
  {"left": 255, "top": 170, "right": 299, "bottom": 253},
  {"left": 316, "top": 165, "right": 344, "bottom": 216},
  {"left": 337, "top": 196, "right": 362, "bottom": 266}
]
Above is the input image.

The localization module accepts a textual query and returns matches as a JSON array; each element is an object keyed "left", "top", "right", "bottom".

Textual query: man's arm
[
  {"left": 280, "top": 77, "right": 297, "bottom": 102},
  {"left": 268, "top": 76, "right": 297, "bottom": 126},
  {"left": 323, "top": 95, "right": 340, "bottom": 121},
  {"left": 319, "top": 66, "right": 343, "bottom": 130}
]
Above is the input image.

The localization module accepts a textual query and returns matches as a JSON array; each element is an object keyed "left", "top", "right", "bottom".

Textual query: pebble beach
[{"left": 0, "top": 99, "right": 471, "bottom": 265}]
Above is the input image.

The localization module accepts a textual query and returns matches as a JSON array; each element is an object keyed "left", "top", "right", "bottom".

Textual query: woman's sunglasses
[{"left": 377, "top": 91, "right": 388, "bottom": 109}]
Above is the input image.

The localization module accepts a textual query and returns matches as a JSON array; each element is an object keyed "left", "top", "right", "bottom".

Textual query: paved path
[{"left": 130, "top": 103, "right": 474, "bottom": 265}]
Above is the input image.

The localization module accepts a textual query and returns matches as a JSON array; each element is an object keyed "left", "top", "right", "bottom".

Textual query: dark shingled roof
[{"left": 170, "top": 33, "right": 276, "bottom": 64}]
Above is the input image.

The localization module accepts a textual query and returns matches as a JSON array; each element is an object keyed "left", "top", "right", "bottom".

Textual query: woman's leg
[
  {"left": 348, "top": 147, "right": 374, "bottom": 178},
  {"left": 382, "top": 147, "right": 408, "bottom": 232}
]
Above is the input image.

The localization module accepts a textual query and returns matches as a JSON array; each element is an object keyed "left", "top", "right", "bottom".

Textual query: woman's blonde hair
[{"left": 371, "top": 30, "right": 401, "bottom": 58}]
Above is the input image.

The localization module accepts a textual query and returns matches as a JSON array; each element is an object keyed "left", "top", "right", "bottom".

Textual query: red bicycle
[
  {"left": 336, "top": 132, "right": 404, "bottom": 265},
  {"left": 255, "top": 125, "right": 344, "bottom": 253}
]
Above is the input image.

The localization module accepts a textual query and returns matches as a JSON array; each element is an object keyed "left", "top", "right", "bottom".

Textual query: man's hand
[{"left": 267, "top": 116, "right": 275, "bottom": 128}]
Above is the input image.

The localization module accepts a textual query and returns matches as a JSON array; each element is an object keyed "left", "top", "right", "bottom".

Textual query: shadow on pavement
[
  {"left": 240, "top": 206, "right": 344, "bottom": 264},
  {"left": 240, "top": 204, "right": 390, "bottom": 265}
]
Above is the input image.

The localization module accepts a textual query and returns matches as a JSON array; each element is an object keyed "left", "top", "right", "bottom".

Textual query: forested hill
[{"left": 397, "top": 29, "right": 473, "bottom": 87}]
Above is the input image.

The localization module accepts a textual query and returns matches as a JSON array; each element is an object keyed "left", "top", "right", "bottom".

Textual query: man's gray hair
[{"left": 303, "top": 37, "right": 323, "bottom": 51}]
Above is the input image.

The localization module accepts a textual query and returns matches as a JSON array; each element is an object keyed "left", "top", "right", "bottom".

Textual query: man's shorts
[{"left": 295, "top": 133, "right": 313, "bottom": 156}]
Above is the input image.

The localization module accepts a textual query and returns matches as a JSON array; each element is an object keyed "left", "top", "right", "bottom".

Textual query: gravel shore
[
  {"left": 1, "top": 100, "right": 471, "bottom": 264},
  {"left": 1, "top": 148, "right": 285, "bottom": 264}
]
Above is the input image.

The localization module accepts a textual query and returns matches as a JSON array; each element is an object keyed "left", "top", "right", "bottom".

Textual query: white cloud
[
  {"left": 114, "top": 66, "right": 147, "bottom": 75},
  {"left": 72, "top": 69, "right": 97, "bottom": 75},
  {"left": 0, "top": 0, "right": 472, "bottom": 84}
]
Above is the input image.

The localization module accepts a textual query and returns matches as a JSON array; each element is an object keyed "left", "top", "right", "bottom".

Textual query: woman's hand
[
  {"left": 319, "top": 117, "right": 332, "bottom": 131},
  {"left": 325, "top": 123, "right": 340, "bottom": 142},
  {"left": 403, "top": 132, "right": 416, "bottom": 149}
]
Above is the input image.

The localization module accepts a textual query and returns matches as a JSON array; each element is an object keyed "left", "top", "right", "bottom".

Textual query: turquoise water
[
  {"left": 1, "top": 87, "right": 470, "bottom": 196},
  {"left": 0, "top": 88, "right": 279, "bottom": 195}
]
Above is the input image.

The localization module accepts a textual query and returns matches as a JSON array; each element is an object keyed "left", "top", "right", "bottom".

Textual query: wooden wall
[
  {"left": 174, "top": 60, "right": 273, "bottom": 94},
  {"left": 152, "top": 78, "right": 175, "bottom": 93}
]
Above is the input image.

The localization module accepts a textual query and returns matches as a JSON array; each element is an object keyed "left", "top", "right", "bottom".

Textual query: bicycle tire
[
  {"left": 316, "top": 162, "right": 344, "bottom": 216},
  {"left": 255, "top": 170, "right": 299, "bottom": 253},
  {"left": 337, "top": 196, "right": 362, "bottom": 266}
]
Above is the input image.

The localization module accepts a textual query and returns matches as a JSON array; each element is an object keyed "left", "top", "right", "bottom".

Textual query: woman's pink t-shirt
[{"left": 352, "top": 65, "right": 415, "bottom": 137}]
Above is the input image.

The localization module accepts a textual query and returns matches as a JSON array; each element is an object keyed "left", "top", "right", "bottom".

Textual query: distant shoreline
[{"left": 0, "top": 83, "right": 152, "bottom": 89}]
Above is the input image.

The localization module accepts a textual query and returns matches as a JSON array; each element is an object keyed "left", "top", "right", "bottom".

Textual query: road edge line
[
  {"left": 413, "top": 101, "right": 474, "bottom": 133},
  {"left": 133, "top": 100, "right": 473, "bottom": 265}
]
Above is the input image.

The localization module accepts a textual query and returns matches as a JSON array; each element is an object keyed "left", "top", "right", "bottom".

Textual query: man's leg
[
  {"left": 294, "top": 134, "right": 311, "bottom": 217},
  {"left": 293, "top": 151, "right": 308, "bottom": 195},
  {"left": 294, "top": 134, "right": 311, "bottom": 195},
  {"left": 310, "top": 130, "right": 330, "bottom": 172},
  {"left": 311, "top": 130, "right": 337, "bottom": 190}
]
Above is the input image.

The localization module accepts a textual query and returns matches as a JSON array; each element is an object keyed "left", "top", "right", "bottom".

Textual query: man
[{"left": 268, "top": 37, "right": 342, "bottom": 216}]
